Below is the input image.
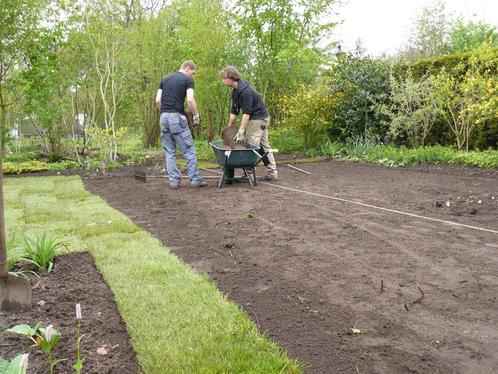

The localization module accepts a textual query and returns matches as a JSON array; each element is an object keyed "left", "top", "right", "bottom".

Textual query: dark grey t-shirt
[
  {"left": 158, "top": 72, "right": 194, "bottom": 114},
  {"left": 230, "top": 79, "right": 268, "bottom": 120}
]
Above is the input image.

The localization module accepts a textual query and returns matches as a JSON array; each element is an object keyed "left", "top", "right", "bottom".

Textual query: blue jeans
[{"left": 160, "top": 113, "right": 202, "bottom": 186}]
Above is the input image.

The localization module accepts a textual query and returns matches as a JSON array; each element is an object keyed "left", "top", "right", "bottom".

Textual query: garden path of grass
[{"left": 4, "top": 176, "right": 301, "bottom": 373}]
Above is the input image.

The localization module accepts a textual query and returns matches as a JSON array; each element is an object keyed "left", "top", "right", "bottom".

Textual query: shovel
[{"left": 0, "top": 141, "right": 31, "bottom": 311}]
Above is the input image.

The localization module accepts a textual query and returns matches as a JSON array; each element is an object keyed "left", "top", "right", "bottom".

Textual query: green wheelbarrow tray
[{"left": 210, "top": 140, "right": 267, "bottom": 188}]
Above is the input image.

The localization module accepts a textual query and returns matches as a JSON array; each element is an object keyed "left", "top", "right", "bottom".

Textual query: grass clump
[{"left": 22, "top": 232, "right": 68, "bottom": 272}]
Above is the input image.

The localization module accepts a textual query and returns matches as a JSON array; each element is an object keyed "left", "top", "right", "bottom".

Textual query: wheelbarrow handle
[{"left": 252, "top": 149, "right": 267, "bottom": 166}]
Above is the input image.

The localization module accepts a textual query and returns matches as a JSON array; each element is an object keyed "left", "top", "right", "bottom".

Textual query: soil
[
  {"left": 82, "top": 160, "right": 498, "bottom": 374},
  {"left": 0, "top": 253, "right": 138, "bottom": 373}
]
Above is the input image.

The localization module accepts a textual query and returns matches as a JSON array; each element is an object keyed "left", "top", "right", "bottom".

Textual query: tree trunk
[{"left": 207, "top": 108, "right": 213, "bottom": 143}]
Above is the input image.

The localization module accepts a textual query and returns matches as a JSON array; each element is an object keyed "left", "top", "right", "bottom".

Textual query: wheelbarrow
[{"left": 210, "top": 140, "right": 268, "bottom": 188}]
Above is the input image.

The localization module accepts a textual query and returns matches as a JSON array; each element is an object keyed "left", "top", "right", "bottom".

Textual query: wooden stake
[{"left": 286, "top": 163, "right": 311, "bottom": 175}]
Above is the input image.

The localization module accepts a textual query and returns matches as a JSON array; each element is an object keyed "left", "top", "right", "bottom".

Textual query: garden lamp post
[
  {"left": 0, "top": 136, "right": 32, "bottom": 311},
  {"left": 335, "top": 44, "right": 346, "bottom": 61}
]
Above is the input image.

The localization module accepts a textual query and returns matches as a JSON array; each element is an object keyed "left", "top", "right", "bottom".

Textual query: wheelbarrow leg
[
  {"left": 252, "top": 166, "right": 257, "bottom": 186},
  {"left": 226, "top": 168, "right": 234, "bottom": 184},
  {"left": 218, "top": 169, "right": 225, "bottom": 189}
]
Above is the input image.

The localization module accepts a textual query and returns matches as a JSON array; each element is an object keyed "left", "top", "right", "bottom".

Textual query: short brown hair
[
  {"left": 220, "top": 65, "right": 241, "bottom": 81},
  {"left": 181, "top": 60, "right": 196, "bottom": 70}
]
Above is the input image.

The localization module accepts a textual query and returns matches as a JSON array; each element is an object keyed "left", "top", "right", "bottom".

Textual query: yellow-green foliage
[
  {"left": 395, "top": 51, "right": 471, "bottom": 79},
  {"left": 3, "top": 161, "right": 49, "bottom": 174},
  {"left": 279, "top": 83, "right": 337, "bottom": 148},
  {"left": 462, "top": 43, "right": 498, "bottom": 123}
]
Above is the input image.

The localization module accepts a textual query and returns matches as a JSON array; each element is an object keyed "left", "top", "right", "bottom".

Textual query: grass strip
[{"left": 4, "top": 176, "right": 301, "bottom": 373}]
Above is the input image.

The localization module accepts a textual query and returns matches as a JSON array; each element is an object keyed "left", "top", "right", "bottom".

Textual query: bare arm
[
  {"left": 186, "top": 88, "right": 198, "bottom": 116},
  {"left": 155, "top": 89, "right": 162, "bottom": 111},
  {"left": 228, "top": 113, "right": 237, "bottom": 127},
  {"left": 239, "top": 113, "right": 250, "bottom": 131}
]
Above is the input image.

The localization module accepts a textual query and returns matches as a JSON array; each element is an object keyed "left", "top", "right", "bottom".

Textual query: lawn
[{"left": 4, "top": 176, "right": 301, "bottom": 373}]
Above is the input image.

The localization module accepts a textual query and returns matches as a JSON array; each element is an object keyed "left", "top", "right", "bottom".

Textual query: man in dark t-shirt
[
  {"left": 220, "top": 65, "right": 278, "bottom": 181},
  {"left": 155, "top": 61, "right": 206, "bottom": 188}
]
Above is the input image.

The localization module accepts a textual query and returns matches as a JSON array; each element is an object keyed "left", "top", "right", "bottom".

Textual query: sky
[{"left": 332, "top": 0, "right": 498, "bottom": 56}]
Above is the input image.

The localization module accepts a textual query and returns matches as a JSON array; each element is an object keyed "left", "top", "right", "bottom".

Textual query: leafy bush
[
  {"left": 382, "top": 73, "right": 438, "bottom": 147},
  {"left": 194, "top": 139, "right": 215, "bottom": 160},
  {"left": 395, "top": 51, "right": 471, "bottom": 79},
  {"left": 47, "top": 160, "right": 80, "bottom": 171},
  {"left": 326, "top": 52, "right": 391, "bottom": 142},
  {"left": 270, "top": 127, "right": 304, "bottom": 153},
  {"left": 279, "top": 83, "right": 336, "bottom": 148},
  {"left": 307, "top": 140, "right": 343, "bottom": 158},
  {"left": 4, "top": 151, "right": 40, "bottom": 163},
  {"left": 432, "top": 43, "right": 498, "bottom": 151},
  {"left": 3, "top": 160, "right": 81, "bottom": 174},
  {"left": 310, "top": 141, "right": 498, "bottom": 168}
]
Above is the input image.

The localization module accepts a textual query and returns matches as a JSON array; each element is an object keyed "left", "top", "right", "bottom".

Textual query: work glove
[
  {"left": 234, "top": 129, "right": 245, "bottom": 144},
  {"left": 193, "top": 113, "right": 200, "bottom": 125}
]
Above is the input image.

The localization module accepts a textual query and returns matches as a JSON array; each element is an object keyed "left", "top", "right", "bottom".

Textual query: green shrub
[
  {"left": 279, "top": 83, "right": 335, "bottom": 148},
  {"left": 311, "top": 141, "right": 498, "bottom": 168},
  {"left": 47, "top": 160, "right": 80, "bottom": 171},
  {"left": 194, "top": 139, "right": 215, "bottom": 160},
  {"left": 394, "top": 51, "right": 472, "bottom": 79},
  {"left": 4, "top": 151, "right": 40, "bottom": 163},
  {"left": 270, "top": 127, "right": 304, "bottom": 153},
  {"left": 326, "top": 54, "right": 391, "bottom": 142}
]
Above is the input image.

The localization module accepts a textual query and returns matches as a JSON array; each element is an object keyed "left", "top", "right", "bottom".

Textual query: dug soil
[
  {"left": 0, "top": 253, "right": 138, "bottom": 373},
  {"left": 82, "top": 160, "right": 498, "bottom": 374}
]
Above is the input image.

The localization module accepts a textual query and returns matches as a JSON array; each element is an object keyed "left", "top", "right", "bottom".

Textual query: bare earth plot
[{"left": 84, "top": 160, "right": 498, "bottom": 374}]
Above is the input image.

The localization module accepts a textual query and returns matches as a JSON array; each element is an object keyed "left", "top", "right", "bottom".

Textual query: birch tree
[{"left": 84, "top": 1, "right": 127, "bottom": 164}]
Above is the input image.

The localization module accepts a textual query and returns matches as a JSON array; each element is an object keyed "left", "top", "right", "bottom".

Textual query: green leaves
[
  {"left": 4, "top": 322, "right": 42, "bottom": 339},
  {"left": 0, "top": 353, "right": 29, "bottom": 374},
  {"left": 235, "top": 0, "right": 335, "bottom": 118},
  {"left": 38, "top": 326, "right": 62, "bottom": 355},
  {"left": 327, "top": 53, "right": 391, "bottom": 141},
  {"left": 3, "top": 322, "right": 63, "bottom": 373},
  {"left": 22, "top": 232, "right": 68, "bottom": 272},
  {"left": 385, "top": 72, "right": 437, "bottom": 147}
]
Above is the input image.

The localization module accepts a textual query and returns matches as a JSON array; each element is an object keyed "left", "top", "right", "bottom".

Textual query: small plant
[
  {"left": 4, "top": 323, "right": 64, "bottom": 374},
  {"left": 351, "top": 322, "right": 365, "bottom": 335},
  {"left": 22, "top": 232, "right": 68, "bottom": 272},
  {"left": 73, "top": 303, "right": 85, "bottom": 373},
  {"left": 0, "top": 353, "right": 29, "bottom": 374},
  {"left": 6, "top": 235, "right": 37, "bottom": 279}
]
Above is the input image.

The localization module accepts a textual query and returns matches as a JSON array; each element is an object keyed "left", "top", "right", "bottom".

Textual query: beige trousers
[{"left": 246, "top": 118, "right": 277, "bottom": 174}]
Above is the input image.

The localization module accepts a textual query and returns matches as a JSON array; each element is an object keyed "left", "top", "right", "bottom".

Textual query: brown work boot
[{"left": 258, "top": 173, "right": 278, "bottom": 182}]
